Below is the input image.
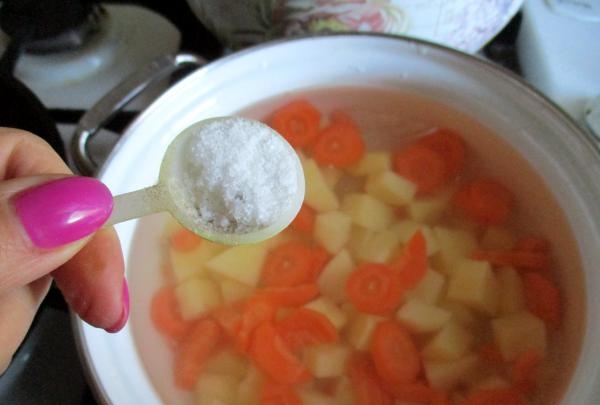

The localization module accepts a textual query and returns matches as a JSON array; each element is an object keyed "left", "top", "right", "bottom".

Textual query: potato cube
[
  {"left": 304, "top": 344, "right": 351, "bottom": 377},
  {"left": 447, "top": 259, "right": 498, "bottom": 315},
  {"left": 321, "top": 166, "right": 343, "bottom": 188},
  {"left": 342, "top": 193, "right": 394, "bottom": 231},
  {"left": 492, "top": 311, "right": 547, "bottom": 361},
  {"left": 169, "top": 240, "right": 226, "bottom": 283},
  {"left": 175, "top": 277, "right": 222, "bottom": 320},
  {"left": 433, "top": 227, "right": 478, "bottom": 274},
  {"left": 408, "top": 194, "right": 450, "bottom": 224},
  {"left": 422, "top": 322, "right": 473, "bottom": 361},
  {"left": 314, "top": 211, "right": 352, "bottom": 254},
  {"left": 347, "top": 151, "right": 391, "bottom": 176},
  {"left": 480, "top": 227, "right": 516, "bottom": 250},
  {"left": 357, "top": 227, "right": 403, "bottom": 263},
  {"left": 470, "top": 375, "right": 510, "bottom": 392},
  {"left": 305, "top": 297, "right": 348, "bottom": 329},
  {"left": 345, "top": 313, "right": 384, "bottom": 350},
  {"left": 333, "top": 377, "right": 356, "bottom": 405},
  {"left": 440, "top": 302, "right": 476, "bottom": 326},
  {"left": 424, "top": 355, "right": 479, "bottom": 390},
  {"left": 394, "top": 221, "right": 439, "bottom": 256},
  {"left": 303, "top": 159, "right": 339, "bottom": 212},
  {"left": 396, "top": 299, "right": 452, "bottom": 333},
  {"left": 204, "top": 350, "right": 248, "bottom": 379},
  {"left": 219, "top": 279, "right": 253, "bottom": 304},
  {"left": 206, "top": 244, "right": 269, "bottom": 287},
  {"left": 497, "top": 267, "right": 525, "bottom": 315},
  {"left": 318, "top": 250, "right": 355, "bottom": 302},
  {"left": 195, "top": 373, "right": 238, "bottom": 405},
  {"left": 406, "top": 270, "right": 445, "bottom": 304},
  {"left": 365, "top": 171, "right": 416, "bottom": 206},
  {"left": 298, "top": 389, "right": 331, "bottom": 405},
  {"left": 237, "top": 366, "right": 263, "bottom": 405},
  {"left": 347, "top": 226, "right": 374, "bottom": 259}
]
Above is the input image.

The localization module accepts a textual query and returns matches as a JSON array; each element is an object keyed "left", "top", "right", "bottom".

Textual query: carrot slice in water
[
  {"left": 309, "top": 245, "right": 330, "bottom": 281},
  {"left": 235, "top": 298, "right": 276, "bottom": 353},
  {"left": 290, "top": 204, "right": 316, "bottom": 233},
  {"left": 257, "top": 284, "right": 320, "bottom": 307},
  {"left": 174, "top": 318, "right": 221, "bottom": 390},
  {"left": 348, "top": 352, "right": 394, "bottom": 405},
  {"left": 453, "top": 179, "right": 514, "bottom": 225},
  {"left": 262, "top": 241, "right": 315, "bottom": 287},
  {"left": 416, "top": 128, "right": 467, "bottom": 178},
  {"left": 381, "top": 381, "right": 432, "bottom": 403},
  {"left": 393, "top": 145, "right": 447, "bottom": 194},
  {"left": 268, "top": 99, "right": 321, "bottom": 149},
  {"left": 515, "top": 236, "right": 550, "bottom": 253},
  {"left": 260, "top": 381, "right": 302, "bottom": 405},
  {"left": 478, "top": 343, "right": 505, "bottom": 365},
  {"left": 249, "top": 321, "right": 311, "bottom": 384},
  {"left": 150, "top": 286, "right": 193, "bottom": 342},
  {"left": 522, "top": 272, "right": 561, "bottom": 329},
  {"left": 346, "top": 263, "right": 404, "bottom": 314},
  {"left": 472, "top": 250, "right": 549, "bottom": 270},
  {"left": 512, "top": 349, "right": 541, "bottom": 393},
  {"left": 371, "top": 320, "right": 421, "bottom": 386},
  {"left": 169, "top": 228, "right": 203, "bottom": 252},
  {"left": 313, "top": 111, "right": 365, "bottom": 167},
  {"left": 277, "top": 308, "right": 339, "bottom": 350},
  {"left": 392, "top": 231, "right": 427, "bottom": 289},
  {"left": 463, "top": 388, "right": 525, "bottom": 405}
]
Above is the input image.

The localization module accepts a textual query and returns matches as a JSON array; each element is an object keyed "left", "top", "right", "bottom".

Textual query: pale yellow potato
[
  {"left": 345, "top": 313, "right": 384, "bottom": 350},
  {"left": 365, "top": 170, "right": 416, "bottom": 206},
  {"left": 303, "top": 158, "right": 340, "bottom": 212},
  {"left": 195, "top": 373, "right": 238, "bottom": 405},
  {"left": 492, "top": 311, "right": 547, "bottom": 361},
  {"left": 406, "top": 269, "right": 446, "bottom": 304},
  {"left": 204, "top": 350, "right": 248, "bottom": 380},
  {"left": 422, "top": 321, "right": 473, "bottom": 361},
  {"left": 433, "top": 226, "right": 478, "bottom": 274},
  {"left": 342, "top": 193, "right": 395, "bottom": 231},
  {"left": 447, "top": 259, "right": 499, "bottom": 315},
  {"left": 424, "top": 355, "right": 479, "bottom": 391},
  {"left": 318, "top": 249, "right": 355, "bottom": 302},
  {"left": 175, "top": 277, "right": 222, "bottom": 320},
  {"left": 304, "top": 344, "right": 351, "bottom": 378},
  {"left": 346, "top": 151, "right": 391, "bottom": 176},
  {"left": 305, "top": 297, "right": 348, "bottom": 329},
  {"left": 314, "top": 211, "right": 352, "bottom": 254},
  {"left": 497, "top": 267, "right": 526, "bottom": 315},
  {"left": 205, "top": 244, "right": 269, "bottom": 287},
  {"left": 396, "top": 299, "right": 452, "bottom": 333}
]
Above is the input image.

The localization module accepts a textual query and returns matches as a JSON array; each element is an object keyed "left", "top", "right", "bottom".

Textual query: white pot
[{"left": 74, "top": 35, "right": 600, "bottom": 404}]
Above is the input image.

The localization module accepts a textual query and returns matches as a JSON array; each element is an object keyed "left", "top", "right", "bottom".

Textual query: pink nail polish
[
  {"left": 106, "top": 279, "right": 129, "bottom": 333},
  {"left": 13, "top": 177, "right": 113, "bottom": 248}
]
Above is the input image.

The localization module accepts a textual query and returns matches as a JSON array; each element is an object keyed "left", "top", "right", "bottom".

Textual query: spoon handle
[{"left": 105, "top": 184, "right": 170, "bottom": 227}]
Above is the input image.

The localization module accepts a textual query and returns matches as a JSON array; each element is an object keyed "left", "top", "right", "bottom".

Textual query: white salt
[{"left": 178, "top": 117, "right": 299, "bottom": 234}]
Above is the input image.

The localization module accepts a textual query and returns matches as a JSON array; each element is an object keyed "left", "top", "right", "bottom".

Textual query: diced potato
[
  {"left": 481, "top": 227, "right": 516, "bottom": 250},
  {"left": 169, "top": 240, "right": 226, "bottom": 283},
  {"left": 470, "top": 375, "right": 510, "bottom": 392},
  {"left": 204, "top": 350, "right": 248, "bottom": 379},
  {"left": 342, "top": 193, "right": 395, "bottom": 231},
  {"left": 333, "top": 377, "right": 356, "bottom": 405},
  {"left": 237, "top": 366, "right": 263, "bottom": 405},
  {"left": 298, "top": 389, "right": 332, "bottom": 405},
  {"left": 406, "top": 269, "right": 445, "bottom": 304},
  {"left": 304, "top": 344, "right": 351, "bottom": 377},
  {"left": 396, "top": 299, "right": 452, "bottom": 333},
  {"left": 365, "top": 171, "right": 416, "bottom": 206},
  {"left": 440, "top": 302, "right": 477, "bottom": 326},
  {"left": 219, "top": 279, "right": 253, "bottom": 304},
  {"left": 195, "top": 372, "right": 238, "bottom": 405},
  {"left": 424, "top": 355, "right": 479, "bottom": 390},
  {"left": 393, "top": 221, "right": 439, "bottom": 256},
  {"left": 321, "top": 166, "right": 343, "bottom": 188},
  {"left": 447, "top": 259, "right": 498, "bottom": 315},
  {"left": 356, "top": 227, "right": 403, "bottom": 263},
  {"left": 408, "top": 194, "right": 450, "bottom": 224},
  {"left": 347, "top": 226, "right": 374, "bottom": 259},
  {"left": 422, "top": 322, "right": 473, "bottom": 361},
  {"left": 347, "top": 151, "right": 391, "bottom": 176},
  {"left": 305, "top": 297, "right": 348, "bottom": 329},
  {"left": 314, "top": 211, "right": 352, "bottom": 254},
  {"left": 175, "top": 277, "right": 222, "bottom": 320},
  {"left": 433, "top": 227, "right": 478, "bottom": 274},
  {"left": 345, "top": 313, "right": 384, "bottom": 350},
  {"left": 206, "top": 244, "right": 269, "bottom": 287},
  {"left": 492, "top": 311, "right": 547, "bottom": 361},
  {"left": 497, "top": 267, "right": 525, "bottom": 316},
  {"left": 303, "top": 159, "right": 339, "bottom": 212},
  {"left": 318, "top": 249, "right": 355, "bottom": 302}
]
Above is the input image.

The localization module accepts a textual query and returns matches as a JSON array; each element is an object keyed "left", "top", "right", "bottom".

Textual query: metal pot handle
[{"left": 71, "top": 53, "right": 206, "bottom": 175}]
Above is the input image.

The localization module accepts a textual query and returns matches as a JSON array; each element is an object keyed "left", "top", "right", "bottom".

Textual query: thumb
[{"left": 0, "top": 175, "right": 113, "bottom": 293}]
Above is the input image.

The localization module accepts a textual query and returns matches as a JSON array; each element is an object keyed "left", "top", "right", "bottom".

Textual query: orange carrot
[
  {"left": 416, "top": 128, "right": 467, "bottom": 178},
  {"left": 392, "top": 231, "right": 428, "bottom": 289},
  {"left": 515, "top": 236, "right": 550, "bottom": 253},
  {"left": 309, "top": 245, "right": 330, "bottom": 281},
  {"left": 429, "top": 390, "right": 451, "bottom": 405},
  {"left": 478, "top": 343, "right": 505, "bottom": 365},
  {"left": 169, "top": 228, "right": 202, "bottom": 252},
  {"left": 453, "top": 179, "right": 514, "bottom": 226},
  {"left": 512, "top": 349, "right": 541, "bottom": 394},
  {"left": 393, "top": 145, "right": 447, "bottom": 194},
  {"left": 262, "top": 241, "right": 315, "bottom": 287},
  {"left": 313, "top": 111, "right": 365, "bottom": 167},
  {"left": 381, "top": 381, "right": 431, "bottom": 404},
  {"left": 174, "top": 319, "right": 221, "bottom": 390},
  {"left": 211, "top": 303, "right": 243, "bottom": 342},
  {"left": 290, "top": 204, "right": 316, "bottom": 233},
  {"left": 235, "top": 298, "right": 276, "bottom": 353},
  {"left": 257, "top": 284, "right": 320, "bottom": 307},
  {"left": 472, "top": 249, "right": 549, "bottom": 270},
  {"left": 463, "top": 388, "right": 525, "bottom": 405},
  {"left": 249, "top": 322, "right": 311, "bottom": 384},
  {"left": 277, "top": 308, "right": 339, "bottom": 350},
  {"left": 371, "top": 320, "right": 421, "bottom": 386},
  {"left": 268, "top": 99, "right": 321, "bottom": 149},
  {"left": 522, "top": 272, "right": 561, "bottom": 329},
  {"left": 150, "top": 286, "right": 193, "bottom": 342},
  {"left": 260, "top": 381, "right": 302, "bottom": 405},
  {"left": 346, "top": 263, "right": 404, "bottom": 314},
  {"left": 348, "top": 352, "right": 394, "bottom": 405}
]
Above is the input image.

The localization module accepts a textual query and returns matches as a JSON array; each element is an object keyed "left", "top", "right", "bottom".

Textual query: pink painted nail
[
  {"left": 106, "top": 279, "right": 129, "bottom": 333},
  {"left": 13, "top": 177, "right": 113, "bottom": 248}
]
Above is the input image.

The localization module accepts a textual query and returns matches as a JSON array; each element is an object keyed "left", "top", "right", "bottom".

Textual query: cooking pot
[{"left": 72, "top": 34, "right": 600, "bottom": 404}]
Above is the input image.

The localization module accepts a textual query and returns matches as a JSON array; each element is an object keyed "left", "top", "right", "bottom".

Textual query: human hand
[{"left": 0, "top": 128, "right": 126, "bottom": 374}]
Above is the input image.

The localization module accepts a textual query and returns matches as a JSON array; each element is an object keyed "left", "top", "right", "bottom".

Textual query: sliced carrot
[
  {"left": 290, "top": 204, "right": 316, "bottom": 233},
  {"left": 169, "top": 228, "right": 202, "bottom": 252},
  {"left": 346, "top": 263, "right": 404, "bottom": 314},
  {"left": 260, "top": 381, "right": 302, "bottom": 405},
  {"left": 392, "top": 231, "right": 428, "bottom": 289},
  {"left": 478, "top": 343, "right": 505, "bottom": 365},
  {"left": 515, "top": 236, "right": 550, "bottom": 253},
  {"left": 522, "top": 272, "right": 561, "bottom": 329},
  {"left": 472, "top": 249, "right": 549, "bottom": 270},
  {"left": 309, "top": 245, "right": 330, "bottom": 281},
  {"left": 173, "top": 318, "right": 221, "bottom": 390},
  {"left": 381, "top": 381, "right": 431, "bottom": 403},
  {"left": 150, "top": 286, "right": 193, "bottom": 342},
  {"left": 512, "top": 349, "right": 541, "bottom": 394},
  {"left": 313, "top": 111, "right": 365, "bottom": 167},
  {"left": 211, "top": 303, "right": 243, "bottom": 341},
  {"left": 430, "top": 390, "right": 451, "bottom": 405},
  {"left": 371, "top": 320, "right": 421, "bottom": 386},
  {"left": 268, "top": 99, "right": 321, "bottom": 149},
  {"left": 348, "top": 352, "right": 394, "bottom": 405},
  {"left": 463, "top": 388, "right": 525, "bottom": 405},
  {"left": 393, "top": 145, "right": 447, "bottom": 194},
  {"left": 235, "top": 298, "right": 276, "bottom": 353},
  {"left": 262, "top": 241, "right": 315, "bottom": 287},
  {"left": 277, "top": 308, "right": 339, "bottom": 351},
  {"left": 416, "top": 128, "right": 467, "bottom": 178},
  {"left": 257, "top": 284, "right": 320, "bottom": 307},
  {"left": 249, "top": 321, "right": 311, "bottom": 384},
  {"left": 453, "top": 179, "right": 514, "bottom": 226}
]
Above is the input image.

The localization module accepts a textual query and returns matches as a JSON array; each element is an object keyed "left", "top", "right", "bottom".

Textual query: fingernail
[
  {"left": 13, "top": 177, "right": 113, "bottom": 248},
  {"left": 106, "top": 279, "right": 129, "bottom": 333}
]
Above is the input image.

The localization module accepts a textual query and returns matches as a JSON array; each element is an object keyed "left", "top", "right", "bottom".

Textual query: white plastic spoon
[{"left": 104, "top": 117, "right": 305, "bottom": 245}]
